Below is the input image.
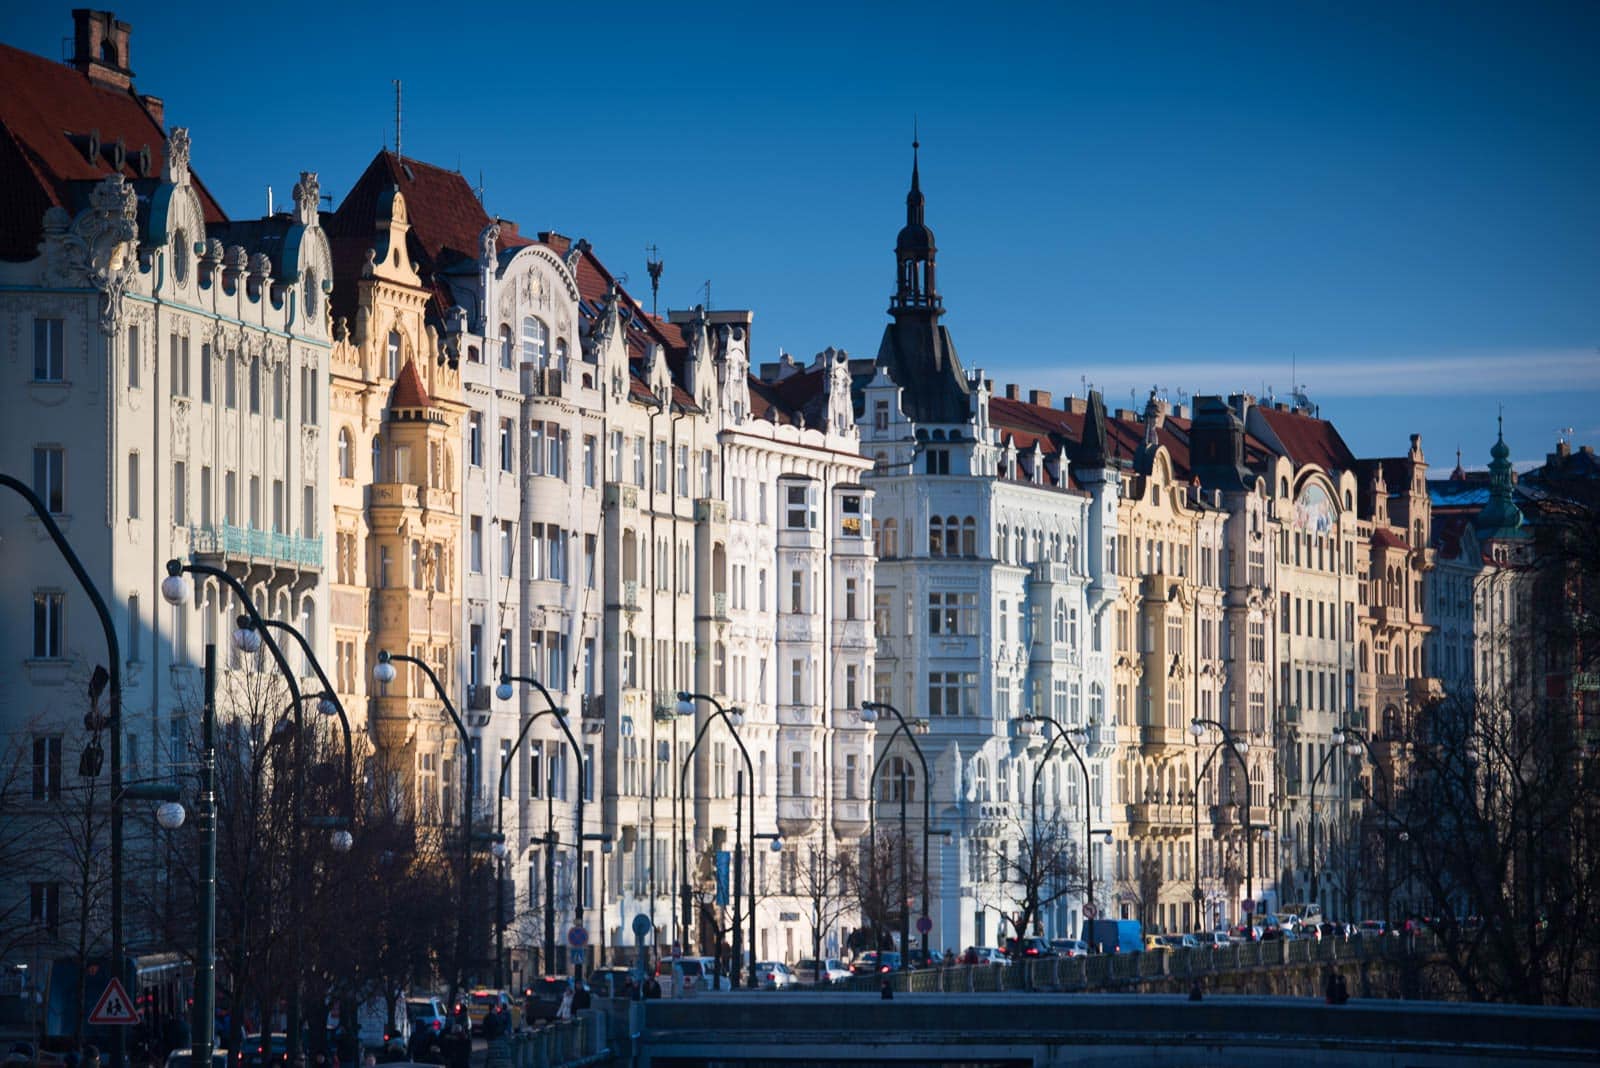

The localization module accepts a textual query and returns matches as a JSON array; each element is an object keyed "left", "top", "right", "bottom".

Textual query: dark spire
[
  {"left": 1474, "top": 414, "right": 1525, "bottom": 539},
  {"left": 892, "top": 131, "right": 940, "bottom": 319}
]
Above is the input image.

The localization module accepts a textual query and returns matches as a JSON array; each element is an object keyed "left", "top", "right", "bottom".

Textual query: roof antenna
[
  {"left": 476, "top": 169, "right": 485, "bottom": 206},
  {"left": 393, "top": 79, "right": 402, "bottom": 161},
  {"left": 702, "top": 279, "right": 712, "bottom": 310},
  {"left": 646, "top": 244, "right": 663, "bottom": 318}
]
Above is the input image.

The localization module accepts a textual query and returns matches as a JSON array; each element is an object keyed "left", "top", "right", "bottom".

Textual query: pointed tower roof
[
  {"left": 874, "top": 137, "right": 970, "bottom": 424},
  {"left": 389, "top": 357, "right": 432, "bottom": 411},
  {"left": 1473, "top": 416, "right": 1526, "bottom": 540}
]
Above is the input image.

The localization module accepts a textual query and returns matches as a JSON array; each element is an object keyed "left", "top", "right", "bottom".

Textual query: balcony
[
  {"left": 831, "top": 798, "right": 870, "bottom": 839},
  {"left": 1127, "top": 802, "right": 1190, "bottom": 832},
  {"left": 581, "top": 695, "right": 604, "bottom": 721},
  {"left": 189, "top": 524, "right": 322, "bottom": 569},
  {"left": 527, "top": 367, "right": 562, "bottom": 397},
  {"left": 652, "top": 691, "right": 679, "bottom": 722},
  {"left": 1210, "top": 804, "right": 1271, "bottom": 831},
  {"left": 695, "top": 498, "right": 728, "bottom": 525},
  {"left": 777, "top": 796, "right": 821, "bottom": 836}
]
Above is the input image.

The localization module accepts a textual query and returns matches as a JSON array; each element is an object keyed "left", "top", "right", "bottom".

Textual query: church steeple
[
  {"left": 892, "top": 135, "right": 942, "bottom": 319},
  {"left": 1474, "top": 415, "right": 1525, "bottom": 539}
]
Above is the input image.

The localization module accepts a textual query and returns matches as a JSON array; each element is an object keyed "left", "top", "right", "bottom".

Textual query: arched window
[
  {"left": 928, "top": 515, "right": 944, "bottom": 556},
  {"left": 1069, "top": 605, "right": 1079, "bottom": 646},
  {"left": 997, "top": 758, "right": 1010, "bottom": 803},
  {"left": 498, "top": 325, "right": 514, "bottom": 368},
  {"left": 554, "top": 338, "right": 569, "bottom": 375},
  {"left": 945, "top": 516, "right": 960, "bottom": 557},
  {"left": 974, "top": 757, "right": 990, "bottom": 802},
  {"left": 1089, "top": 683, "right": 1105, "bottom": 725},
  {"left": 337, "top": 428, "right": 353, "bottom": 479},
  {"left": 1054, "top": 600, "right": 1067, "bottom": 643},
  {"left": 386, "top": 330, "right": 401, "bottom": 379},
  {"left": 961, "top": 516, "right": 976, "bottom": 556},
  {"left": 371, "top": 435, "right": 383, "bottom": 482},
  {"left": 522, "top": 317, "right": 548, "bottom": 366},
  {"left": 879, "top": 518, "right": 898, "bottom": 558},
  {"left": 1359, "top": 642, "right": 1369, "bottom": 672}
]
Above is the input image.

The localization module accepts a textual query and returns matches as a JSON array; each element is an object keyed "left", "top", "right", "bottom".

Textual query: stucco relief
[{"left": 37, "top": 175, "right": 139, "bottom": 335}]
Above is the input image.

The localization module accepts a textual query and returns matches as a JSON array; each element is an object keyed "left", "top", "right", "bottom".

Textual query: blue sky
[{"left": 5, "top": 0, "right": 1595, "bottom": 467}]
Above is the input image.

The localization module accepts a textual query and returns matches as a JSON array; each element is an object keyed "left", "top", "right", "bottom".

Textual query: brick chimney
[
  {"left": 1004, "top": 384, "right": 1020, "bottom": 400},
  {"left": 1028, "top": 389, "right": 1051, "bottom": 407},
  {"left": 71, "top": 10, "right": 134, "bottom": 90}
]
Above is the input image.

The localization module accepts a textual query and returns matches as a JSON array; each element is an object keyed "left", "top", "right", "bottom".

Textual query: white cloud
[{"left": 1008, "top": 348, "right": 1600, "bottom": 402}]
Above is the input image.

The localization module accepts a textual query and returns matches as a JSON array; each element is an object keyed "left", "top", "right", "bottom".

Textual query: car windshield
[
  {"left": 677, "top": 960, "right": 704, "bottom": 976},
  {"left": 471, "top": 993, "right": 500, "bottom": 1005}
]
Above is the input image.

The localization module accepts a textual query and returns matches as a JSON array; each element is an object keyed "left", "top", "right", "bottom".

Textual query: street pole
[
  {"left": 733, "top": 770, "right": 743, "bottom": 985},
  {"left": 861, "top": 703, "right": 929, "bottom": 956},
  {"left": 898, "top": 767, "right": 909, "bottom": 964},
  {"left": 674, "top": 693, "right": 754, "bottom": 987},
  {"left": 376, "top": 651, "right": 472, "bottom": 1004},
  {"left": 1191, "top": 718, "right": 1253, "bottom": 923},
  {"left": 1, "top": 476, "right": 124, "bottom": 1068},
  {"left": 191, "top": 645, "right": 218, "bottom": 1068},
  {"left": 1022, "top": 715, "right": 1094, "bottom": 935}
]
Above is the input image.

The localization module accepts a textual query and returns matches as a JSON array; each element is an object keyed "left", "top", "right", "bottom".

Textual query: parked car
[
  {"left": 753, "top": 961, "right": 796, "bottom": 990},
  {"left": 904, "top": 947, "right": 936, "bottom": 969},
  {"left": 1157, "top": 933, "right": 1201, "bottom": 950},
  {"left": 463, "top": 989, "right": 512, "bottom": 1033},
  {"left": 587, "top": 968, "right": 634, "bottom": 998},
  {"left": 1142, "top": 935, "right": 1173, "bottom": 953},
  {"left": 405, "top": 997, "right": 448, "bottom": 1038},
  {"left": 236, "top": 1034, "right": 286, "bottom": 1068},
  {"left": 851, "top": 951, "right": 902, "bottom": 974},
  {"left": 793, "top": 958, "right": 851, "bottom": 984},
  {"left": 1049, "top": 938, "right": 1090, "bottom": 957},
  {"left": 962, "top": 946, "right": 1008, "bottom": 965},
  {"left": 165, "top": 1053, "right": 229, "bottom": 1068},
  {"left": 1199, "top": 931, "right": 1232, "bottom": 949},
  {"left": 521, "top": 978, "right": 569, "bottom": 1024},
  {"left": 1004, "top": 937, "right": 1054, "bottom": 959},
  {"left": 658, "top": 956, "right": 731, "bottom": 992}
]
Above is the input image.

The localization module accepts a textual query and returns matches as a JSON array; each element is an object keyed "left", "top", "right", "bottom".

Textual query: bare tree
[
  {"left": 853, "top": 828, "right": 920, "bottom": 953},
  {"left": 790, "top": 843, "right": 857, "bottom": 970},
  {"left": 980, "top": 812, "right": 1084, "bottom": 949}
]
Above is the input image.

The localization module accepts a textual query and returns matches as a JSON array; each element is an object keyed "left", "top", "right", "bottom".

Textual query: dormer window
[{"left": 874, "top": 400, "right": 889, "bottom": 431}]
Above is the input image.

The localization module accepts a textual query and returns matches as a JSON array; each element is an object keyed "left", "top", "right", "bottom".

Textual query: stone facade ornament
[
  {"left": 292, "top": 171, "right": 319, "bottom": 226},
  {"left": 164, "top": 127, "right": 191, "bottom": 184},
  {"left": 37, "top": 175, "right": 140, "bottom": 335}
]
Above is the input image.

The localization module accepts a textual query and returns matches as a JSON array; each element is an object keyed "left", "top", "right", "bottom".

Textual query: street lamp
[
  {"left": 1307, "top": 726, "right": 1350, "bottom": 911},
  {"left": 1018, "top": 712, "right": 1096, "bottom": 936},
  {"left": 1190, "top": 717, "right": 1255, "bottom": 925},
  {"left": 861, "top": 701, "right": 931, "bottom": 964},
  {"left": 246, "top": 616, "right": 356, "bottom": 829},
  {"left": 493, "top": 674, "right": 585, "bottom": 986},
  {"left": 374, "top": 649, "right": 476, "bottom": 1004},
  {"left": 675, "top": 692, "right": 755, "bottom": 988},
  {"left": 163, "top": 560, "right": 318, "bottom": 1066},
  {"left": 582, "top": 833, "right": 614, "bottom": 966},
  {"left": 2, "top": 475, "right": 128, "bottom": 1068}
]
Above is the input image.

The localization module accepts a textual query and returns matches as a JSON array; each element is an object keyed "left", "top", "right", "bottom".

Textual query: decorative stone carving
[
  {"left": 38, "top": 175, "right": 139, "bottom": 335},
  {"left": 479, "top": 222, "right": 499, "bottom": 267},
  {"left": 292, "top": 171, "right": 319, "bottom": 226},
  {"left": 163, "top": 127, "right": 191, "bottom": 184}
]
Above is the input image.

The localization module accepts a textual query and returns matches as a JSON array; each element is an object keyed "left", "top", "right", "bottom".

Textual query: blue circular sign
[
  {"left": 631, "top": 912, "right": 653, "bottom": 938},
  {"left": 568, "top": 926, "right": 589, "bottom": 948}
]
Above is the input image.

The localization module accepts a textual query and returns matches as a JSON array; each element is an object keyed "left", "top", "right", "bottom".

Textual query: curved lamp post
[
  {"left": 493, "top": 674, "right": 584, "bottom": 986},
  {"left": 1018, "top": 713, "right": 1096, "bottom": 932},
  {"left": 1189, "top": 717, "right": 1254, "bottom": 925},
  {"left": 1, "top": 475, "right": 128, "bottom": 1068},
  {"left": 675, "top": 692, "right": 755, "bottom": 988},
  {"left": 247, "top": 616, "right": 355, "bottom": 825},
  {"left": 1306, "top": 726, "right": 1353, "bottom": 909},
  {"left": 374, "top": 649, "right": 474, "bottom": 1004},
  {"left": 162, "top": 560, "right": 320, "bottom": 1064},
  {"left": 861, "top": 701, "right": 930, "bottom": 964}
]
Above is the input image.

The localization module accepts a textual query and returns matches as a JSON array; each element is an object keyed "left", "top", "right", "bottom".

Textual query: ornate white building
[{"left": 0, "top": 13, "right": 332, "bottom": 957}]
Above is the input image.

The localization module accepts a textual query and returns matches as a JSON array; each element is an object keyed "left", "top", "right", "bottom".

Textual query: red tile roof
[
  {"left": 0, "top": 41, "right": 225, "bottom": 260},
  {"left": 1371, "top": 528, "right": 1408, "bottom": 550},
  {"left": 389, "top": 358, "right": 432, "bottom": 410},
  {"left": 1254, "top": 406, "right": 1357, "bottom": 472}
]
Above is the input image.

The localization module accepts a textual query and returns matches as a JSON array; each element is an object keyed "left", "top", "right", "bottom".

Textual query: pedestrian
[
  {"left": 642, "top": 974, "right": 662, "bottom": 1000},
  {"left": 555, "top": 985, "right": 573, "bottom": 1022},
  {"left": 570, "top": 975, "right": 591, "bottom": 1013},
  {"left": 1188, "top": 981, "right": 1203, "bottom": 1002},
  {"left": 1332, "top": 971, "right": 1350, "bottom": 1005},
  {"left": 942, "top": 948, "right": 955, "bottom": 968},
  {"left": 1322, "top": 964, "right": 1338, "bottom": 1004},
  {"left": 879, "top": 977, "right": 893, "bottom": 1001}
]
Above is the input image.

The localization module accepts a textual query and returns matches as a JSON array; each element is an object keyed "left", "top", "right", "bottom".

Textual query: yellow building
[{"left": 327, "top": 182, "right": 465, "bottom": 816}]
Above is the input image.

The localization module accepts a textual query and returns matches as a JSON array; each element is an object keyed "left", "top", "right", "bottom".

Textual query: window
[
  {"left": 271, "top": 479, "right": 284, "bottom": 533},
  {"left": 528, "top": 741, "right": 543, "bottom": 799},
  {"left": 499, "top": 325, "right": 513, "bottom": 367},
  {"left": 926, "top": 591, "right": 976, "bottom": 635},
  {"left": 699, "top": 449, "right": 713, "bottom": 497},
  {"left": 924, "top": 448, "right": 949, "bottom": 475},
  {"left": 201, "top": 343, "right": 213, "bottom": 403},
  {"left": 302, "top": 485, "right": 315, "bottom": 538},
  {"left": 34, "top": 318, "right": 65, "bottom": 381},
  {"left": 873, "top": 400, "right": 889, "bottom": 430},
  {"left": 33, "top": 591, "right": 64, "bottom": 658},
  {"left": 29, "top": 882, "right": 60, "bottom": 934},
  {"left": 248, "top": 355, "right": 261, "bottom": 414},
  {"left": 521, "top": 317, "right": 548, "bottom": 366},
  {"left": 387, "top": 331, "right": 402, "bottom": 378},
  {"left": 126, "top": 593, "right": 141, "bottom": 663},
  {"left": 32, "top": 735, "right": 62, "bottom": 800},
  {"left": 337, "top": 428, "right": 353, "bottom": 479},
  {"left": 653, "top": 440, "right": 667, "bottom": 488},
  {"left": 224, "top": 353, "right": 237, "bottom": 408},
  {"left": 676, "top": 444, "right": 689, "bottom": 497},
  {"left": 468, "top": 413, "right": 483, "bottom": 467},
  {"left": 928, "top": 671, "right": 975, "bottom": 715},
  {"left": 272, "top": 362, "right": 284, "bottom": 419},
  {"left": 33, "top": 446, "right": 64, "bottom": 514},
  {"left": 499, "top": 418, "right": 514, "bottom": 472},
  {"left": 200, "top": 466, "right": 212, "bottom": 525},
  {"left": 785, "top": 484, "right": 816, "bottom": 529},
  {"left": 173, "top": 461, "right": 187, "bottom": 525},
  {"left": 583, "top": 435, "right": 597, "bottom": 488},
  {"left": 469, "top": 516, "right": 483, "bottom": 573},
  {"left": 126, "top": 452, "right": 140, "bottom": 520}
]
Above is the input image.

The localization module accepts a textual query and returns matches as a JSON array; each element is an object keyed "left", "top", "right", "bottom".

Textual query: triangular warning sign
[{"left": 88, "top": 977, "right": 139, "bottom": 1025}]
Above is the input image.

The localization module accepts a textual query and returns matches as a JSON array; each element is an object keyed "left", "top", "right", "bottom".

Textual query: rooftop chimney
[
  {"left": 1004, "top": 384, "right": 1020, "bottom": 400},
  {"left": 71, "top": 10, "right": 134, "bottom": 90},
  {"left": 1029, "top": 389, "right": 1052, "bottom": 407}
]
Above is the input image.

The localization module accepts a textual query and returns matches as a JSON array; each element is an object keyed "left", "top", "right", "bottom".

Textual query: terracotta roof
[
  {"left": 1254, "top": 406, "right": 1357, "bottom": 472},
  {"left": 0, "top": 41, "right": 225, "bottom": 260},
  {"left": 1371, "top": 528, "right": 1408, "bottom": 550},
  {"left": 389, "top": 358, "right": 432, "bottom": 410}
]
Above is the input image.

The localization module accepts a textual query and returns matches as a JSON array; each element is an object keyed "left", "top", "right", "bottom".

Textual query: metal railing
[
  {"left": 189, "top": 523, "right": 323, "bottom": 568},
  {"left": 506, "top": 1011, "right": 607, "bottom": 1067}
]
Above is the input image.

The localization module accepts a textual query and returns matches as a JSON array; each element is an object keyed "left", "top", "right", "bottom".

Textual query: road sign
[
  {"left": 87, "top": 977, "right": 139, "bottom": 1026},
  {"left": 567, "top": 925, "right": 588, "bottom": 948},
  {"left": 631, "top": 913, "right": 653, "bottom": 938},
  {"left": 916, "top": 915, "right": 933, "bottom": 935},
  {"left": 1242, "top": 899, "right": 1256, "bottom": 915},
  {"left": 1082, "top": 903, "right": 1098, "bottom": 920}
]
